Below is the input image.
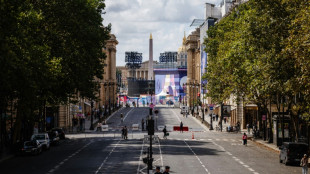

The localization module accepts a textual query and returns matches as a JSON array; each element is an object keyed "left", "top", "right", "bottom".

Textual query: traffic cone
[{"left": 192, "top": 132, "right": 195, "bottom": 139}]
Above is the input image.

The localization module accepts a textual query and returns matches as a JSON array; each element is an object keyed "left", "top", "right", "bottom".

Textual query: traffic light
[
  {"left": 148, "top": 120, "right": 154, "bottom": 135},
  {"left": 197, "top": 93, "right": 200, "bottom": 97}
]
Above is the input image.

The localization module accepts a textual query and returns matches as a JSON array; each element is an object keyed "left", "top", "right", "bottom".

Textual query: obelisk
[{"left": 148, "top": 33, "right": 154, "bottom": 80}]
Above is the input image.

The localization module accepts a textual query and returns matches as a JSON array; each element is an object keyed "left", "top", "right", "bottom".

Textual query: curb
[{"left": 250, "top": 138, "right": 280, "bottom": 154}]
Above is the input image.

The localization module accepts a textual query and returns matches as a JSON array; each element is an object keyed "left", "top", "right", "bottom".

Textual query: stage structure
[
  {"left": 125, "top": 51, "right": 143, "bottom": 79},
  {"left": 154, "top": 51, "right": 187, "bottom": 105},
  {"left": 159, "top": 51, "right": 178, "bottom": 63}
]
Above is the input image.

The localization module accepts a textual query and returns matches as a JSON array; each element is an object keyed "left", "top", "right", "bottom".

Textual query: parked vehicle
[
  {"left": 51, "top": 128, "right": 65, "bottom": 140},
  {"left": 20, "top": 140, "right": 42, "bottom": 155},
  {"left": 31, "top": 133, "right": 50, "bottom": 150},
  {"left": 48, "top": 130, "right": 60, "bottom": 145},
  {"left": 180, "top": 106, "right": 188, "bottom": 114},
  {"left": 279, "top": 142, "right": 308, "bottom": 165}
]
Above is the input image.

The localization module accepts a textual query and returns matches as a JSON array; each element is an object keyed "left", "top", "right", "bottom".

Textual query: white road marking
[
  {"left": 137, "top": 138, "right": 145, "bottom": 174},
  {"left": 211, "top": 141, "right": 258, "bottom": 174},
  {"left": 170, "top": 109, "right": 182, "bottom": 122},
  {"left": 46, "top": 141, "right": 93, "bottom": 174},
  {"left": 106, "top": 107, "right": 126, "bottom": 122},
  {"left": 95, "top": 140, "right": 121, "bottom": 174},
  {"left": 184, "top": 140, "right": 211, "bottom": 174},
  {"left": 158, "top": 137, "right": 164, "bottom": 167}
]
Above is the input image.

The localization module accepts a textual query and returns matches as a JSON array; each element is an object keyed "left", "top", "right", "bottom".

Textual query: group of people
[
  {"left": 121, "top": 126, "right": 128, "bottom": 140},
  {"left": 154, "top": 166, "right": 170, "bottom": 174}
]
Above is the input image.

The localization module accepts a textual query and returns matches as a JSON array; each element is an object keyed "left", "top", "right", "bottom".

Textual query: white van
[
  {"left": 31, "top": 133, "right": 50, "bottom": 150},
  {"left": 181, "top": 106, "right": 188, "bottom": 114}
]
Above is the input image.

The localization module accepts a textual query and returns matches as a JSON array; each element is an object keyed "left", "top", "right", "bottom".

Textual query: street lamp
[
  {"left": 201, "top": 84, "right": 206, "bottom": 123},
  {"left": 195, "top": 83, "right": 199, "bottom": 117},
  {"left": 89, "top": 100, "right": 94, "bottom": 130},
  {"left": 190, "top": 83, "right": 194, "bottom": 116},
  {"left": 108, "top": 82, "right": 111, "bottom": 115},
  {"left": 104, "top": 82, "right": 108, "bottom": 119}
]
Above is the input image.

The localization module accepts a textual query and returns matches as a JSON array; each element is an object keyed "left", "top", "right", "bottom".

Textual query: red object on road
[{"left": 173, "top": 126, "right": 189, "bottom": 131}]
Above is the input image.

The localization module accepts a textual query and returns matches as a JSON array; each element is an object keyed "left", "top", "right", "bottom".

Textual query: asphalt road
[{"left": 0, "top": 106, "right": 301, "bottom": 174}]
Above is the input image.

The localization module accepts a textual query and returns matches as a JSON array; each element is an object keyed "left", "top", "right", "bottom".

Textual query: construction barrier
[
  {"left": 102, "top": 125, "right": 109, "bottom": 131},
  {"left": 173, "top": 126, "right": 189, "bottom": 131},
  {"left": 132, "top": 124, "right": 139, "bottom": 130}
]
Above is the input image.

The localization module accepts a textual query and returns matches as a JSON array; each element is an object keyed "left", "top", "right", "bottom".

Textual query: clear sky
[{"left": 102, "top": 0, "right": 222, "bottom": 66}]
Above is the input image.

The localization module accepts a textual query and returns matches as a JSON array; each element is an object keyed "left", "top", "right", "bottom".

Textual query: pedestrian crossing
[
  {"left": 65, "top": 136, "right": 246, "bottom": 147},
  {"left": 168, "top": 138, "right": 243, "bottom": 143}
]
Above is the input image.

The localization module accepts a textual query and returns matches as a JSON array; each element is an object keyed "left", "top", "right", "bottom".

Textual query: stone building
[
  {"left": 177, "top": 32, "right": 188, "bottom": 68},
  {"left": 56, "top": 34, "right": 118, "bottom": 131},
  {"left": 185, "top": 28, "right": 201, "bottom": 108}
]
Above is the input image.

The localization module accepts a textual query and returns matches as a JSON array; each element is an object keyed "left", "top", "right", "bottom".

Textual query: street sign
[
  {"left": 209, "top": 106, "right": 213, "bottom": 111},
  {"left": 262, "top": 115, "right": 266, "bottom": 121}
]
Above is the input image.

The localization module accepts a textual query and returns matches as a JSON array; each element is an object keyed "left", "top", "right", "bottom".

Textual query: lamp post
[
  {"left": 202, "top": 84, "right": 205, "bottom": 123},
  {"left": 182, "top": 83, "right": 185, "bottom": 106},
  {"left": 104, "top": 83, "right": 107, "bottom": 119},
  {"left": 89, "top": 100, "right": 94, "bottom": 130},
  {"left": 108, "top": 82, "right": 111, "bottom": 115},
  {"left": 190, "top": 83, "right": 194, "bottom": 116},
  {"left": 112, "top": 82, "right": 115, "bottom": 111},
  {"left": 196, "top": 83, "right": 199, "bottom": 116}
]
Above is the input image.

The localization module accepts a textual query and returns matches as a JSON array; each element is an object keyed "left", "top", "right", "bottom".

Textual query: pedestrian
[
  {"left": 97, "top": 122, "right": 102, "bottom": 132},
  {"left": 180, "top": 121, "right": 183, "bottom": 133},
  {"left": 154, "top": 166, "right": 162, "bottom": 174},
  {"left": 224, "top": 117, "right": 227, "bottom": 124},
  {"left": 247, "top": 123, "right": 250, "bottom": 134},
  {"left": 121, "top": 127, "right": 125, "bottom": 139},
  {"left": 163, "top": 166, "right": 170, "bottom": 174},
  {"left": 124, "top": 126, "right": 128, "bottom": 140},
  {"left": 120, "top": 113, "right": 124, "bottom": 123},
  {"left": 216, "top": 114, "right": 219, "bottom": 121},
  {"left": 301, "top": 154, "right": 308, "bottom": 174},
  {"left": 163, "top": 126, "right": 167, "bottom": 139},
  {"left": 242, "top": 133, "right": 247, "bottom": 146},
  {"left": 141, "top": 119, "right": 145, "bottom": 131}
]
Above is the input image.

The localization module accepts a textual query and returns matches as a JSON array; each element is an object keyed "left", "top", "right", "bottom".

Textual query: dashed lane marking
[
  {"left": 46, "top": 141, "right": 93, "bottom": 174},
  {"left": 184, "top": 140, "right": 211, "bottom": 174},
  {"left": 95, "top": 140, "right": 121, "bottom": 174}
]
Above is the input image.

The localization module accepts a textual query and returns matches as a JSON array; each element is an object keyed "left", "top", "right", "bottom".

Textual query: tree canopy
[
  {"left": 203, "top": 0, "right": 309, "bottom": 114},
  {"left": 0, "top": 0, "right": 110, "bottom": 141}
]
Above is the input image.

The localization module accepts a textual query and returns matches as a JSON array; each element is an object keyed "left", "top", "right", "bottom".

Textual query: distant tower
[{"left": 148, "top": 33, "right": 154, "bottom": 80}]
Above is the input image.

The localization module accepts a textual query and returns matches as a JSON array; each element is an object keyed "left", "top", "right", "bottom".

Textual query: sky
[{"left": 102, "top": 0, "right": 222, "bottom": 66}]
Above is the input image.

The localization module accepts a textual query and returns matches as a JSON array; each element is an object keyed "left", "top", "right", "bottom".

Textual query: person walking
[
  {"left": 154, "top": 166, "right": 162, "bottom": 174},
  {"left": 141, "top": 119, "right": 145, "bottom": 131},
  {"left": 163, "top": 166, "right": 170, "bottom": 174},
  {"left": 301, "top": 154, "right": 308, "bottom": 174},
  {"left": 242, "top": 133, "right": 247, "bottom": 146},
  {"left": 246, "top": 123, "right": 250, "bottom": 134},
  {"left": 120, "top": 113, "right": 124, "bottom": 123},
  {"left": 121, "top": 127, "right": 125, "bottom": 139},
  {"left": 163, "top": 126, "right": 167, "bottom": 139},
  {"left": 180, "top": 121, "right": 183, "bottom": 133},
  {"left": 124, "top": 126, "right": 128, "bottom": 140}
]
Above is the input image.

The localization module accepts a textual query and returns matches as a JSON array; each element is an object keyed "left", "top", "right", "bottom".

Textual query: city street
[{"left": 0, "top": 107, "right": 301, "bottom": 174}]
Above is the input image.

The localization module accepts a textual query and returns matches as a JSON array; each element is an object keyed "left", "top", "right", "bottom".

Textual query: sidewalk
[
  {"left": 193, "top": 110, "right": 280, "bottom": 154},
  {"left": 84, "top": 107, "right": 126, "bottom": 133}
]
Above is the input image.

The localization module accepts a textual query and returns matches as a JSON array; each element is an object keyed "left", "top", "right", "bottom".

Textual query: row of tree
[
  {"left": 0, "top": 0, "right": 110, "bottom": 144},
  {"left": 203, "top": 0, "right": 309, "bottom": 139}
]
